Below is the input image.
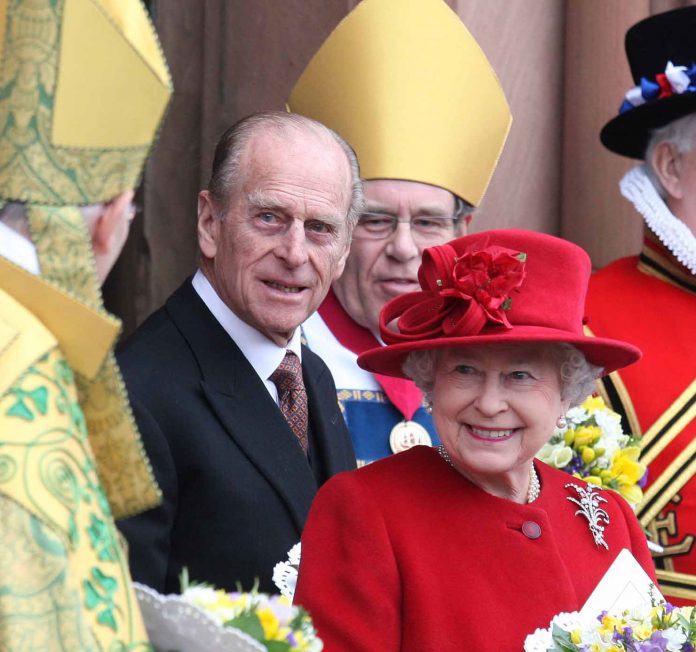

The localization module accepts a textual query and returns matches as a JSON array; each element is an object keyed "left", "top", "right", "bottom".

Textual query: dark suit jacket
[{"left": 116, "top": 279, "right": 355, "bottom": 593}]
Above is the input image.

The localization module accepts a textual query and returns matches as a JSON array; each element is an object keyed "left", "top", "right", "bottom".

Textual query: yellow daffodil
[
  {"left": 257, "top": 606, "right": 282, "bottom": 639},
  {"left": 582, "top": 395, "right": 606, "bottom": 413},
  {"left": 573, "top": 425, "right": 602, "bottom": 448},
  {"left": 632, "top": 622, "right": 653, "bottom": 639},
  {"left": 610, "top": 447, "right": 645, "bottom": 485}
]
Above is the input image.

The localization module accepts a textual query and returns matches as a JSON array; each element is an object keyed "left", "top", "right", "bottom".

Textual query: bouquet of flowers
[
  {"left": 525, "top": 603, "right": 696, "bottom": 651},
  {"left": 536, "top": 395, "right": 647, "bottom": 508},
  {"left": 135, "top": 570, "right": 322, "bottom": 652},
  {"left": 181, "top": 581, "right": 321, "bottom": 652}
]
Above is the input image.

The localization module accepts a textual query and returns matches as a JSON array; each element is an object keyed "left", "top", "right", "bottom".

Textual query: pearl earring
[{"left": 556, "top": 415, "right": 567, "bottom": 429}]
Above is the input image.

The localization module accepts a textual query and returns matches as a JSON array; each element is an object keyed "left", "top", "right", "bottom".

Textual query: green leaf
[
  {"left": 516, "top": 252, "right": 527, "bottom": 261},
  {"left": 263, "top": 641, "right": 291, "bottom": 652},
  {"left": 97, "top": 606, "right": 117, "bottom": 631},
  {"left": 28, "top": 387, "right": 48, "bottom": 415},
  {"left": 6, "top": 399, "right": 33, "bottom": 421},
  {"left": 550, "top": 623, "right": 578, "bottom": 651},
  {"left": 83, "top": 580, "right": 101, "bottom": 609},
  {"left": 92, "top": 567, "right": 117, "bottom": 593},
  {"left": 225, "top": 613, "right": 265, "bottom": 642}
]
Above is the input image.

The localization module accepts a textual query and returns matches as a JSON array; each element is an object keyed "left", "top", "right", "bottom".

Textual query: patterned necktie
[{"left": 270, "top": 351, "right": 309, "bottom": 454}]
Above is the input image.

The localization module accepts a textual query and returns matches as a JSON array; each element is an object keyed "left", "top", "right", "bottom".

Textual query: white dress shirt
[{"left": 191, "top": 269, "right": 302, "bottom": 403}]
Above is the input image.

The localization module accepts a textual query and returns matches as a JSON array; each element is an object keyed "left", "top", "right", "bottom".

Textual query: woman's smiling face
[{"left": 432, "top": 343, "right": 569, "bottom": 496}]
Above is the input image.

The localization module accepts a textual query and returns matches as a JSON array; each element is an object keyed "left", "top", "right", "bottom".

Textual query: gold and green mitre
[
  {"left": 0, "top": 0, "right": 172, "bottom": 519},
  {"left": 0, "top": 0, "right": 170, "bottom": 647},
  {"left": 288, "top": 0, "right": 511, "bottom": 207}
]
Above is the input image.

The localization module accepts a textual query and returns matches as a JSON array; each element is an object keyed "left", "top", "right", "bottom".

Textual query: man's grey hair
[
  {"left": 644, "top": 112, "right": 696, "bottom": 198},
  {"left": 207, "top": 111, "right": 364, "bottom": 231},
  {"left": 453, "top": 195, "right": 475, "bottom": 235},
  {"left": 0, "top": 201, "right": 27, "bottom": 232},
  {"left": 0, "top": 201, "right": 104, "bottom": 236},
  {"left": 402, "top": 342, "right": 602, "bottom": 409}
]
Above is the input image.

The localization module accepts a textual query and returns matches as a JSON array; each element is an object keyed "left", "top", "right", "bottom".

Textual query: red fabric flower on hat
[{"left": 381, "top": 243, "right": 527, "bottom": 344}]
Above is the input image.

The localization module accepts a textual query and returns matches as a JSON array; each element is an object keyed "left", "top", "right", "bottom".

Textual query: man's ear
[
  {"left": 91, "top": 190, "right": 134, "bottom": 253},
  {"left": 650, "top": 141, "right": 683, "bottom": 200},
  {"left": 332, "top": 236, "right": 351, "bottom": 281},
  {"left": 197, "top": 190, "right": 220, "bottom": 259}
]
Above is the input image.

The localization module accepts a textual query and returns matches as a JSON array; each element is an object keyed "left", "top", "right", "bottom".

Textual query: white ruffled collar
[{"left": 620, "top": 165, "right": 696, "bottom": 275}]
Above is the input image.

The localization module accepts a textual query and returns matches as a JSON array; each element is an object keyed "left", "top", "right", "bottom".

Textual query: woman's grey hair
[
  {"left": 643, "top": 113, "right": 696, "bottom": 198},
  {"left": 402, "top": 342, "right": 602, "bottom": 409},
  {"left": 207, "top": 111, "right": 364, "bottom": 231}
]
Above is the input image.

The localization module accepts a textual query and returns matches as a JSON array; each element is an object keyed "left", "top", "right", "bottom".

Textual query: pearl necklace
[{"left": 437, "top": 445, "right": 540, "bottom": 504}]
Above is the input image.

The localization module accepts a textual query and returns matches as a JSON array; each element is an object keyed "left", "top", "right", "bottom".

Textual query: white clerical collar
[
  {"left": 0, "top": 221, "right": 41, "bottom": 275},
  {"left": 191, "top": 269, "right": 302, "bottom": 401}
]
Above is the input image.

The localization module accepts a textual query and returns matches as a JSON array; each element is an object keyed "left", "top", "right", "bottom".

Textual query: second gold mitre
[{"left": 288, "top": 0, "right": 511, "bottom": 207}]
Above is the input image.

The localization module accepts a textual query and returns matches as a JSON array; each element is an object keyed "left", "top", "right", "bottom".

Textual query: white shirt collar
[
  {"left": 0, "top": 221, "right": 41, "bottom": 275},
  {"left": 191, "top": 269, "right": 302, "bottom": 401}
]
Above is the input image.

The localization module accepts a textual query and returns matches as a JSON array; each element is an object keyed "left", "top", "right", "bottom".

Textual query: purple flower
[
  {"left": 632, "top": 631, "right": 668, "bottom": 651},
  {"left": 683, "top": 643, "right": 695, "bottom": 652},
  {"left": 597, "top": 610, "right": 608, "bottom": 623},
  {"left": 663, "top": 603, "right": 674, "bottom": 613}
]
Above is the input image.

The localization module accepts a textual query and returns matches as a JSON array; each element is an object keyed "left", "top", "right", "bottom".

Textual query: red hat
[{"left": 357, "top": 229, "right": 641, "bottom": 378}]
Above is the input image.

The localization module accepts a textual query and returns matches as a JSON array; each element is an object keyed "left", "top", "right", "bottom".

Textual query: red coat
[
  {"left": 295, "top": 446, "right": 656, "bottom": 652},
  {"left": 586, "top": 234, "right": 696, "bottom": 602}
]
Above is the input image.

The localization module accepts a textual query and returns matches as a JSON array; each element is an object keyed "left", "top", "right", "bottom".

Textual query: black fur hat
[{"left": 600, "top": 6, "right": 696, "bottom": 159}]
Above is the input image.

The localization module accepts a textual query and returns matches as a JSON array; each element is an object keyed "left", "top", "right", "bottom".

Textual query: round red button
[{"left": 522, "top": 521, "right": 542, "bottom": 539}]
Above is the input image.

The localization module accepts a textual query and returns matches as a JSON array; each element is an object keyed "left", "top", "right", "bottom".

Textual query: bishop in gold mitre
[
  {"left": 290, "top": 0, "right": 512, "bottom": 466},
  {"left": 0, "top": 0, "right": 171, "bottom": 648}
]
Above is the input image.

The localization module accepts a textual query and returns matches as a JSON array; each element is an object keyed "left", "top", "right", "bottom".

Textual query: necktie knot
[
  {"left": 270, "top": 351, "right": 303, "bottom": 392},
  {"left": 270, "top": 351, "right": 308, "bottom": 454}
]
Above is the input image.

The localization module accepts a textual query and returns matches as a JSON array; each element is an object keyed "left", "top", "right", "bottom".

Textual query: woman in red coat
[{"left": 294, "top": 229, "right": 657, "bottom": 651}]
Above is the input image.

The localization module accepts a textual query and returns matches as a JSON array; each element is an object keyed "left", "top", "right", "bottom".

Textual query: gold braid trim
[
  {"left": 584, "top": 326, "right": 642, "bottom": 437},
  {"left": 640, "top": 379, "right": 696, "bottom": 465},
  {"left": 638, "top": 429, "right": 696, "bottom": 528},
  {"left": 27, "top": 205, "right": 160, "bottom": 519},
  {"left": 655, "top": 569, "right": 696, "bottom": 602}
]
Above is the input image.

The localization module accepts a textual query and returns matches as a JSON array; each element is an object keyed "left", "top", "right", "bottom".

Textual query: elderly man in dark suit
[{"left": 117, "top": 111, "right": 361, "bottom": 593}]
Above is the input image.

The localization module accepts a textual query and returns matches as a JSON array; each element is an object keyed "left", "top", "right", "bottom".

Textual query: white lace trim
[{"left": 619, "top": 165, "right": 696, "bottom": 275}]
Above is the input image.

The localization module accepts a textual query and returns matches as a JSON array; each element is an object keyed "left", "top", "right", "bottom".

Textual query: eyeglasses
[{"left": 354, "top": 211, "right": 459, "bottom": 243}]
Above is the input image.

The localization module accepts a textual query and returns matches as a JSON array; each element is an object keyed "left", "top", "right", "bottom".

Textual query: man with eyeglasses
[{"left": 288, "top": 0, "right": 511, "bottom": 465}]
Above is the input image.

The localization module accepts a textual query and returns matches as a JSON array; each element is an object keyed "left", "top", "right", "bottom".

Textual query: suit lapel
[
  {"left": 166, "top": 281, "right": 318, "bottom": 532},
  {"left": 302, "top": 346, "right": 355, "bottom": 477}
]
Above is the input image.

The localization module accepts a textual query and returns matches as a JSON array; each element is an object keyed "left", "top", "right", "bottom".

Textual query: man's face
[
  {"left": 198, "top": 128, "right": 352, "bottom": 346},
  {"left": 332, "top": 179, "right": 466, "bottom": 334}
]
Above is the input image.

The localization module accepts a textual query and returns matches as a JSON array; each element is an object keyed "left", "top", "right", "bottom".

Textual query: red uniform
[
  {"left": 586, "top": 232, "right": 696, "bottom": 602},
  {"left": 295, "top": 446, "right": 656, "bottom": 651}
]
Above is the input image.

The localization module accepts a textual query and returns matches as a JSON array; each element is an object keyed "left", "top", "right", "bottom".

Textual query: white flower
[
  {"left": 523, "top": 628, "right": 553, "bottom": 652},
  {"left": 566, "top": 406, "right": 588, "bottom": 425},
  {"left": 181, "top": 585, "right": 219, "bottom": 606},
  {"left": 537, "top": 443, "right": 573, "bottom": 468},
  {"left": 594, "top": 409, "right": 623, "bottom": 441},
  {"left": 273, "top": 542, "right": 301, "bottom": 599},
  {"left": 664, "top": 626, "right": 688, "bottom": 651},
  {"left": 287, "top": 542, "right": 301, "bottom": 565},
  {"left": 552, "top": 611, "right": 592, "bottom": 633}
]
